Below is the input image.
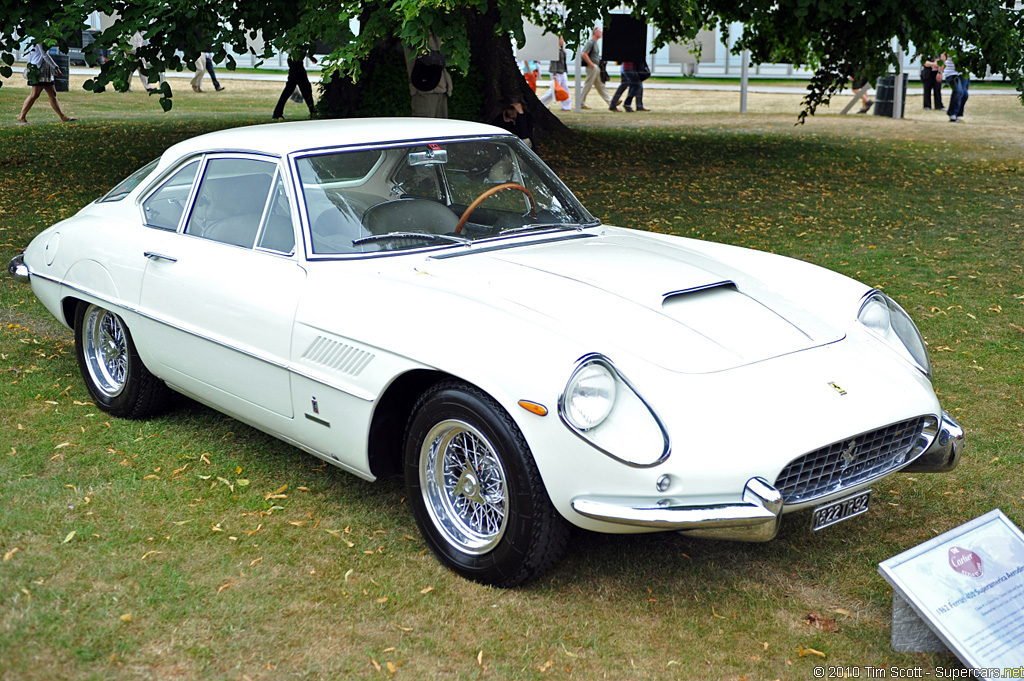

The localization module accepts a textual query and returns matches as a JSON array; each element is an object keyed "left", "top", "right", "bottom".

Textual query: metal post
[
  {"left": 740, "top": 49, "right": 749, "bottom": 113},
  {"left": 892, "top": 40, "right": 905, "bottom": 119},
  {"left": 573, "top": 51, "right": 582, "bottom": 113}
]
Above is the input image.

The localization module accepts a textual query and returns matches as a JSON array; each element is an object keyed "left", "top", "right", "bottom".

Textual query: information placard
[{"left": 879, "top": 509, "right": 1024, "bottom": 667}]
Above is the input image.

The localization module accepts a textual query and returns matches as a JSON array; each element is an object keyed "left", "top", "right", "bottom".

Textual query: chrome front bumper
[
  {"left": 7, "top": 253, "right": 29, "bottom": 284},
  {"left": 901, "top": 410, "right": 965, "bottom": 473},
  {"left": 571, "top": 477, "right": 784, "bottom": 543}
]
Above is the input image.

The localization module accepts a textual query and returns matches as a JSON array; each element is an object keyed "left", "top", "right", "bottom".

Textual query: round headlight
[
  {"left": 563, "top": 361, "right": 617, "bottom": 431},
  {"left": 858, "top": 295, "right": 891, "bottom": 334},
  {"left": 887, "top": 297, "right": 931, "bottom": 375},
  {"left": 858, "top": 291, "right": 931, "bottom": 376}
]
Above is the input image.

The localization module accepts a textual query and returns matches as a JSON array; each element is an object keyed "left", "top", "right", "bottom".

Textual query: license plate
[{"left": 811, "top": 490, "right": 872, "bottom": 531}]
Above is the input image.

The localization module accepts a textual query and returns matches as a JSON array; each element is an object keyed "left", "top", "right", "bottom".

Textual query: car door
[{"left": 135, "top": 155, "right": 304, "bottom": 418}]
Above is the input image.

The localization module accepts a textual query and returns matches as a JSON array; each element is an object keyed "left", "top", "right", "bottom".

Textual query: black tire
[
  {"left": 404, "top": 381, "right": 570, "bottom": 587},
  {"left": 74, "top": 301, "right": 171, "bottom": 419}
]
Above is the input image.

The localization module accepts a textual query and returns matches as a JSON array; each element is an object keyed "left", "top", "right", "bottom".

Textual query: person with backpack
[{"left": 406, "top": 32, "right": 452, "bottom": 118}]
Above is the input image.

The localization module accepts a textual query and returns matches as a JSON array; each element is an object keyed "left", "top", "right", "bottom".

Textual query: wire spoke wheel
[
  {"left": 420, "top": 419, "right": 509, "bottom": 554},
  {"left": 82, "top": 305, "right": 129, "bottom": 398}
]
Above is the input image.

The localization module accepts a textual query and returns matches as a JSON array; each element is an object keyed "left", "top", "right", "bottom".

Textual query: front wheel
[
  {"left": 74, "top": 301, "right": 171, "bottom": 419},
  {"left": 405, "top": 381, "right": 569, "bottom": 587}
]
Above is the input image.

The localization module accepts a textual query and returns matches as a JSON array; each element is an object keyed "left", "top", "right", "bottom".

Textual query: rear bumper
[
  {"left": 7, "top": 253, "right": 29, "bottom": 284},
  {"left": 571, "top": 477, "right": 784, "bottom": 543},
  {"left": 901, "top": 410, "right": 965, "bottom": 473}
]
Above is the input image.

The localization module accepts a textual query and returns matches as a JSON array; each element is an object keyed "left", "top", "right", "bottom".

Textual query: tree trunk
[
  {"left": 317, "top": 2, "right": 570, "bottom": 142},
  {"left": 462, "top": 3, "right": 569, "bottom": 142}
]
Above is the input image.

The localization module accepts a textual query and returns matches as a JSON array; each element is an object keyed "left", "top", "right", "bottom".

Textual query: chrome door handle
[{"left": 144, "top": 252, "right": 178, "bottom": 262}]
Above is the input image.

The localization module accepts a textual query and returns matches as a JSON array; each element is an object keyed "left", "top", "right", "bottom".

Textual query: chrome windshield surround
[
  {"left": 557, "top": 353, "right": 671, "bottom": 468},
  {"left": 292, "top": 134, "right": 597, "bottom": 262},
  {"left": 7, "top": 253, "right": 29, "bottom": 284},
  {"left": 572, "top": 477, "right": 783, "bottom": 542}
]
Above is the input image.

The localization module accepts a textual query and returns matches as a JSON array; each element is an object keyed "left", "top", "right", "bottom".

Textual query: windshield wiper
[
  {"left": 351, "top": 232, "right": 470, "bottom": 246},
  {"left": 498, "top": 223, "right": 586, "bottom": 236}
]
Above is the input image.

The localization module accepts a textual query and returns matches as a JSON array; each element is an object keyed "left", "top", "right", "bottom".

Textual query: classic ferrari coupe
[{"left": 9, "top": 118, "right": 964, "bottom": 586}]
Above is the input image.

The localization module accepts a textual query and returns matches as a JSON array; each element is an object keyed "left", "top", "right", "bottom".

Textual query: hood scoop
[{"left": 661, "top": 283, "right": 814, "bottom": 364}]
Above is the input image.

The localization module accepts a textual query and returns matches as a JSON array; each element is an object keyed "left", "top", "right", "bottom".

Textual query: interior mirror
[{"left": 408, "top": 149, "right": 448, "bottom": 166}]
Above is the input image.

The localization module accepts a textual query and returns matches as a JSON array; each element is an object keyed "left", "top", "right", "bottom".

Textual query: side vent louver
[{"left": 302, "top": 336, "right": 374, "bottom": 376}]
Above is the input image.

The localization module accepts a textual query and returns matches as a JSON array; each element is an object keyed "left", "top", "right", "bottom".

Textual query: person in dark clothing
[
  {"left": 490, "top": 99, "right": 534, "bottom": 148},
  {"left": 273, "top": 49, "right": 317, "bottom": 120},
  {"left": 920, "top": 55, "right": 944, "bottom": 110}
]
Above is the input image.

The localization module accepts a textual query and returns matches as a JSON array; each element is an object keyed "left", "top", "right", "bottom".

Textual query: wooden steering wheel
[{"left": 454, "top": 183, "right": 536, "bottom": 234}]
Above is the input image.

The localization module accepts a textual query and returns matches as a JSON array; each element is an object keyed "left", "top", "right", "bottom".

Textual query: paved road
[{"left": 68, "top": 66, "right": 1020, "bottom": 95}]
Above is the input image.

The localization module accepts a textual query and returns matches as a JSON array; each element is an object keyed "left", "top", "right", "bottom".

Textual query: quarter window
[
  {"left": 185, "top": 158, "right": 277, "bottom": 248},
  {"left": 142, "top": 159, "right": 199, "bottom": 231}
]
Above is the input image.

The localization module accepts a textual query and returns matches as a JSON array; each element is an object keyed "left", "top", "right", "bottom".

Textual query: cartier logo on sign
[{"left": 948, "top": 546, "right": 984, "bottom": 578}]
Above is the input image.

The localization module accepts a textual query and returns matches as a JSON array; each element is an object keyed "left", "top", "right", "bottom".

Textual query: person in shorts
[{"left": 15, "top": 44, "right": 76, "bottom": 124}]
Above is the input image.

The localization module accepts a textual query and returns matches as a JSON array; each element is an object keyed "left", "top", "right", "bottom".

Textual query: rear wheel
[
  {"left": 405, "top": 381, "right": 569, "bottom": 587},
  {"left": 74, "top": 301, "right": 171, "bottom": 418}
]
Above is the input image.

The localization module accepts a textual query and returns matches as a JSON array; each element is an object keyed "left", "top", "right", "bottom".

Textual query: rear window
[{"left": 99, "top": 159, "right": 160, "bottom": 202}]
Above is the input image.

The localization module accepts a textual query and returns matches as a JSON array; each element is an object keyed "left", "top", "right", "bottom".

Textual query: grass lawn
[{"left": 1, "top": 75, "right": 1023, "bottom": 680}]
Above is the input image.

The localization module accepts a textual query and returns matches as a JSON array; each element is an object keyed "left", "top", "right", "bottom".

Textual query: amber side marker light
[{"left": 518, "top": 400, "right": 548, "bottom": 416}]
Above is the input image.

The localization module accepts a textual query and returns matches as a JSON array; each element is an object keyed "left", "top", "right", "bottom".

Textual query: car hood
[{"left": 418, "top": 232, "right": 846, "bottom": 373}]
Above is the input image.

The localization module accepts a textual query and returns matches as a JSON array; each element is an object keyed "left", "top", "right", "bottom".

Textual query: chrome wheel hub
[
  {"left": 420, "top": 419, "right": 509, "bottom": 555},
  {"left": 83, "top": 306, "right": 128, "bottom": 398}
]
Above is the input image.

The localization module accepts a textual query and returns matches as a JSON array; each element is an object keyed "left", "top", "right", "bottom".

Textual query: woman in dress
[{"left": 15, "top": 44, "right": 76, "bottom": 124}]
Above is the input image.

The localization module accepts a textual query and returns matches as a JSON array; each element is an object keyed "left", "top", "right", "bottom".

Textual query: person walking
[
  {"left": 272, "top": 48, "right": 317, "bottom": 120},
  {"left": 609, "top": 61, "right": 649, "bottom": 112},
  {"left": 942, "top": 52, "right": 968, "bottom": 122},
  {"left": 15, "top": 44, "right": 75, "bottom": 124},
  {"left": 191, "top": 52, "right": 224, "bottom": 92},
  {"left": 579, "top": 26, "right": 611, "bottom": 110},
  {"left": 538, "top": 36, "right": 571, "bottom": 112}
]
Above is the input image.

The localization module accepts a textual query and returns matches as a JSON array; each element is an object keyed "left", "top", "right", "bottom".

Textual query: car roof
[{"left": 162, "top": 118, "right": 509, "bottom": 162}]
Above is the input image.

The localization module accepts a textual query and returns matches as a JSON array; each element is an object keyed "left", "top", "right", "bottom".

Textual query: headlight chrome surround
[
  {"left": 857, "top": 290, "right": 931, "bottom": 376},
  {"left": 559, "top": 354, "right": 671, "bottom": 467}
]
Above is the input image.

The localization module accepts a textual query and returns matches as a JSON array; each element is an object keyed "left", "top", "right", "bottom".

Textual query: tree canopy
[{"left": 2, "top": 0, "right": 1022, "bottom": 122}]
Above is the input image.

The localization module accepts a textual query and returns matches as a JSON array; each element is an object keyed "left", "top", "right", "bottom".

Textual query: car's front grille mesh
[{"left": 774, "top": 416, "right": 929, "bottom": 504}]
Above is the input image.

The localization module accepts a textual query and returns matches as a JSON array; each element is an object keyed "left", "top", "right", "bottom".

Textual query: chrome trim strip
[
  {"left": 572, "top": 477, "right": 783, "bottom": 542},
  {"left": 7, "top": 253, "right": 29, "bottom": 284},
  {"left": 557, "top": 353, "right": 671, "bottom": 468},
  {"left": 662, "top": 280, "right": 735, "bottom": 298},
  {"left": 50, "top": 278, "right": 376, "bottom": 403},
  {"left": 429, "top": 231, "right": 597, "bottom": 260},
  {"left": 143, "top": 251, "right": 178, "bottom": 262},
  {"left": 304, "top": 413, "right": 331, "bottom": 427}
]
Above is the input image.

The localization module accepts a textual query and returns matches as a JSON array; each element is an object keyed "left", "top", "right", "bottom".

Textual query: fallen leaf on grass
[
  {"left": 217, "top": 582, "right": 233, "bottom": 593},
  {"left": 3, "top": 547, "right": 20, "bottom": 561},
  {"left": 120, "top": 613, "right": 132, "bottom": 622},
  {"left": 370, "top": 659, "right": 381, "bottom": 672},
  {"left": 250, "top": 557, "right": 262, "bottom": 567},
  {"left": 538, "top": 660, "right": 553, "bottom": 672},
  {"left": 140, "top": 550, "right": 162, "bottom": 560},
  {"left": 798, "top": 645, "right": 826, "bottom": 658},
  {"left": 804, "top": 612, "right": 839, "bottom": 632},
  {"left": 394, "top": 623, "right": 413, "bottom": 632},
  {"left": 61, "top": 531, "right": 76, "bottom": 544},
  {"left": 419, "top": 586, "right": 434, "bottom": 595}
]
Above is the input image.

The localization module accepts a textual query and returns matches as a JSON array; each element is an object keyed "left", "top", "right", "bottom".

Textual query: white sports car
[{"left": 9, "top": 118, "right": 964, "bottom": 587}]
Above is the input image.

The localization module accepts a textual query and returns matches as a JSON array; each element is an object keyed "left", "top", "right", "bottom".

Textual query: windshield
[{"left": 295, "top": 137, "right": 595, "bottom": 255}]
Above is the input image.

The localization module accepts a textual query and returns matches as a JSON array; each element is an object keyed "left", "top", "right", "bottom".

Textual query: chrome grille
[{"left": 775, "top": 416, "right": 931, "bottom": 504}]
